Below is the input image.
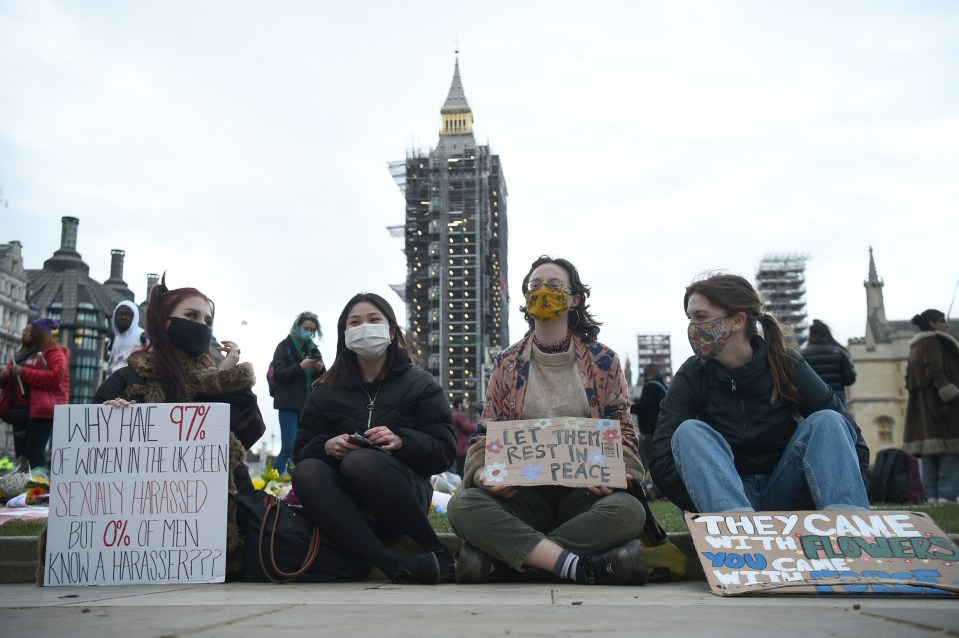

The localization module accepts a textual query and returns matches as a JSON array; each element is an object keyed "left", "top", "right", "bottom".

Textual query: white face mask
[{"left": 345, "top": 323, "right": 392, "bottom": 359}]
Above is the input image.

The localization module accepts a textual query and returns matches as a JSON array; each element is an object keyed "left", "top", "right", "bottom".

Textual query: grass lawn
[
  {"left": 429, "top": 502, "right": 959, "bottom": 535},
  {"left": 3, "top": 503, "right": 957, "bottom": 538}
]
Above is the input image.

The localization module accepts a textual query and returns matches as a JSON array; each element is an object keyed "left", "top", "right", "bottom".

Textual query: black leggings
[
  {"left": 14, "top": 418, "right": 52, "bottom": 469},
  {"left": 292, "top": 450, "right": 443, "bottom": 576}
]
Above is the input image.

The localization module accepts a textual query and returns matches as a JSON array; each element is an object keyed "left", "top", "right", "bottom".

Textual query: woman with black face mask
[{"left": 93, "top": 274, "right": 266, "bottom": 579}]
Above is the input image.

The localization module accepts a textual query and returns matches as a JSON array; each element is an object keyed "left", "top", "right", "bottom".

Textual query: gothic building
[
  {"left": 846, "top": 248, "right": 913, "bottom": 455},
  {"left": 0, "top": 241, "right": 32, "bottom": 365},
  {"left": 388, "top": 57, "right": 509, "bottom": 401}
]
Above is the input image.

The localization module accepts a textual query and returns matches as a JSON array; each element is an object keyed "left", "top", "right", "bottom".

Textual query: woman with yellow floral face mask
[{"left": 448, "top": 255, "right": 650, "bottom": 586}]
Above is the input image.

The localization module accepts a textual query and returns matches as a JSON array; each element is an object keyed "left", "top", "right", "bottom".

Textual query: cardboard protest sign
[
  {"left": 483, "top": 417, "right": 627, "bottom": 489},
  {"left": 686, "top": 510, "right": 959, "bottom": 596},
  {"left": 45, "top": 403, "right": 229, "bottom": 586}
]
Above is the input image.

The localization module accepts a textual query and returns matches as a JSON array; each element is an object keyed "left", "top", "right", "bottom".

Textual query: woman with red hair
[{"left": 94, "top": 275, "right": 265, "bottom": 577}]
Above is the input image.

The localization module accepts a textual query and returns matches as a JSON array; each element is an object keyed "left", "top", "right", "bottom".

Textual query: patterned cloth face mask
[
  {"left": 687, "top": 316, "right": 731, "bottom": 359},
  {"left": 525, "top": 285, "right": 570, "bottom": 323}
]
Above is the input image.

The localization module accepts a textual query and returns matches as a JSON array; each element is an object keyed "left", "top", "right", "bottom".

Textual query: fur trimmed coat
[
  {"left": 903, "top": 330, "right": 959, "bottom": 456},
  {"left": 94, "top": 351, "right": 266, "bottom": 580}
]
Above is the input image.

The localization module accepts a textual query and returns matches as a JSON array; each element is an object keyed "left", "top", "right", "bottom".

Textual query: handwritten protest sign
[
  {"left": 686, "top": 510, "right": 959, "bottom": 596},
  {"left": 483, "top": 417, "right": 627, "bottom": 489},
  {"left": 44, "top": 403, "right": 229, "bottom": 586}
]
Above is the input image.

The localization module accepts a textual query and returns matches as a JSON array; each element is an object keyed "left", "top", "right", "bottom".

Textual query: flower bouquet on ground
[
  {"left": 251, "top": 465, "right": 296, "bottom": 503},
  {"left": 0, "top": 457, "right": 50, "bottom": 507}
]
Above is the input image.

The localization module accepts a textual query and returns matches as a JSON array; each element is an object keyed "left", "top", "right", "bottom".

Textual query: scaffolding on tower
[{"left": 755, "top": 253, "right": 809, "bottom": 346}]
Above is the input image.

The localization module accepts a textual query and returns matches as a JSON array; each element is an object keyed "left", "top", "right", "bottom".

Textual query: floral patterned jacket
[{"left": 463, "top": 333, "right": 642, "bottom": 488}]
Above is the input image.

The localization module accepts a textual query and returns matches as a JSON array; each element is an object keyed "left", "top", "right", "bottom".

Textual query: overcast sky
[{"left": 2, "top": 1, "right": 957, "bottom": 454}]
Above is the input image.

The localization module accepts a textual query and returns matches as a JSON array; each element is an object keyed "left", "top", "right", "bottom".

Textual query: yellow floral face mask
[{"left": 525, "top": 285, "right": 570, "bottom": 322}]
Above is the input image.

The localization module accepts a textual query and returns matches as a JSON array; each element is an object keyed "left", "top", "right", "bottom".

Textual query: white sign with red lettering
[{"left": 45, "top": 403, "right": 229, "bottom": 586}]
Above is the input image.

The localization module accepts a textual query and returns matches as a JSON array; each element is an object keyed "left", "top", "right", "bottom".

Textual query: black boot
[{"left": 392, "top": 553, "right": 440, "bottom": 585}]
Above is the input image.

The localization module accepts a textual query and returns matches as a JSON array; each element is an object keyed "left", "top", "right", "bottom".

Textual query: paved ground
[{"left": 2, "top": 579, "right": 957, "bottom": 638}]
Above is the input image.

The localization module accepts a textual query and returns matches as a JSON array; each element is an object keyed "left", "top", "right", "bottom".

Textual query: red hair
[{"left": 131, "top": 273, "right": 214, "bottom": 400}]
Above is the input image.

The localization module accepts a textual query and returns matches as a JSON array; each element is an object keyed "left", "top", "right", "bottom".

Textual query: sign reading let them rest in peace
[{"left": 483, "top": 417, "right": 627, "bottom": 489}]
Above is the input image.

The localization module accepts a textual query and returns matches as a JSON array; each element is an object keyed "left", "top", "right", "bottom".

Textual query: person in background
[
  {"left": 903, "top": 309, "right": 959, "bottom": 504},
  {"left": 293, "top": 293, "right": 456, "bottom": 585},
  {"left": 0, "top": 319, "right": 70, "bottom": 469},
  {"left": 630, "top": 363, "right": 668, "bottom": 472},
  {"left": 451, "top": 394, "right": 477, "bottom": 476},
  {"left": 448, "top": 255, "right": 648, "bottom": 586},
  {"left": 107, "top": 300, "right": 147, "bottom": 373},
  {"left": 649, "top": 273, "right": 870, "bottom": 513},
  {"left": 271, "top": 311, "right": 325, "bottom": 475},
  {"left": 800, "top": 319, "right": 856, "bottom": 406}
]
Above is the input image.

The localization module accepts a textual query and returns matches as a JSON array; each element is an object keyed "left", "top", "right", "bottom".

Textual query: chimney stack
[
  {"left": 109, "top": 249, "right": 125, "bottom": 281},
  {"left": 146, "top": 273, "right": 160, "bottom": 299},
  {"left": 60, "top": 216, "right": 80, "bottom": 252}
]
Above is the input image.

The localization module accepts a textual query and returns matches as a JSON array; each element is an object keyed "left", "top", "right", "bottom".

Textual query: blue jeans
[
  {"left": 672, "top": 410, "right": 869, "bottom": 511},
  {"left": 921, "top": 454, "right": 959, "bottom": 502},
  {"left": 274, "top": 409, "right": 299, "bottom": 475}
]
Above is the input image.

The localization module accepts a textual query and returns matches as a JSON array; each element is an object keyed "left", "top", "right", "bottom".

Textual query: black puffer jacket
[
  {"left": 649, "top": 337, "right": 869, "bottom": 512},
  {"left": 800, "top": 342, "right": 856, "bottom": 395},
  {"left": 271, "top": 336, "right": 324, "bottom": 411},
  {"left": 293, "top": 360, "right": 455, "bottom": 478}
]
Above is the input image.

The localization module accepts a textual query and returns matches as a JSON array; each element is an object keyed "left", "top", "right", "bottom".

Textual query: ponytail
[{"left": 758, "top": 313, "right": 799, "bottom": 404}]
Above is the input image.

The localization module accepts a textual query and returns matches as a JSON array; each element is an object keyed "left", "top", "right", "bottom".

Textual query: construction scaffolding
[
  {"left": 755, "top": 253, "right": 809, "bottom": 345},
  {"left": 387, "top": 58, "right": 509, "bottom": 402},
  {"left": 636, "top": 334, "right": 672, "bottom": 380}
]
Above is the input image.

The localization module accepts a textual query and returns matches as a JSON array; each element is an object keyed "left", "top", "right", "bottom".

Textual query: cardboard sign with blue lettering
[
  {"left": 483, "top": 417, "right": 627, "bottom": 489},
  {"left": 686, "top": 510, "right": 959, "bottom": 596}
]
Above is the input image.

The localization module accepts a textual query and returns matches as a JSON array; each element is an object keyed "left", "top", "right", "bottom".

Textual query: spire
[
  {"left": 442, "top": 56, "right": 470, "bottom": 114},
  {"left": 863, "top": 246, "right": 887, "bottom": 347},
  {"left": 867, "top": 246, "right": 881, "bottom": 286},
  {"left": 439, "top": 54, "right": 474, "bottom": 139}
]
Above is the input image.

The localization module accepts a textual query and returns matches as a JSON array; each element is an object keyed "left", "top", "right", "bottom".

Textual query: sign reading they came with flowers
[{"left": 483, "top": 417, "right": 627, "bottom": 489}]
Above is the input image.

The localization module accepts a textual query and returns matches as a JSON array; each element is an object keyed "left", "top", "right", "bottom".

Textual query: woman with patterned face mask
[
  {"left": 292, "top": 293, "right": 456, "bottom": 585},
  {"left": 448, "top": 255, "right": 650, "bottom": 586},
  {"left": 648, "top": 272, "right": 871, "bottom": 514}
]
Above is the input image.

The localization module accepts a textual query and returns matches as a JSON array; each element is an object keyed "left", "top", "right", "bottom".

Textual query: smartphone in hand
[{"left": 346, "top": 432, "right": 390, "bottom": 453}]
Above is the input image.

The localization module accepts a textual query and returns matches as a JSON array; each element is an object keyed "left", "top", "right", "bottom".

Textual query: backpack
[
  {"left": 266, "top": 361, "right": 277, "bottom": 397},
  {"left": 868, "top": 448, "right": 925, "bottom": 504}
]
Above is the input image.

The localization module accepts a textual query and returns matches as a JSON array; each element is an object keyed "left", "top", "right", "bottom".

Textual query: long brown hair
[
  {"left": 131, "top": 273, "right": 215, "bottom": 400},
  {"left": 684, "top": 273, "right": 799, "bottom": 404},
  {"left": 321, "top": 293, "right": 417, "bottom": 390},
  {"left": 520, "top": 255, "right": 602, "bottom": 342},
  {"left": 29, "top": 323, "right": 58, "bottom": 350}
]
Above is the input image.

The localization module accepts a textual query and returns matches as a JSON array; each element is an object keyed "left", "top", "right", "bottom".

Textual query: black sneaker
[
  {"left": 435, "top": 545, "right": 455, "bottom": 584},
  {"left": 392, "top": 552, "right": 440, "bottom": 585},
  {"left": 455, "top": 543, "right": 514, "bottom": 583},
  {"left": 576, "top": 540, "right": 648, "bottom": 586}
]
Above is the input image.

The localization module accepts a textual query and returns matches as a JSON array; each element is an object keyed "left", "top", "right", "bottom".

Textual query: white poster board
[{"left": 44, "top": 403, "right": 229, "bottom": 586}]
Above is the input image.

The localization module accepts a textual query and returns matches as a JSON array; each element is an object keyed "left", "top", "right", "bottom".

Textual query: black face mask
[{"left": 167, "top": 318, "right": 213, "bottom": 357}]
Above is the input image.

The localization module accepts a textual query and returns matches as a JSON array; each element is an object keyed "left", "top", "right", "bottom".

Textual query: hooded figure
[{"left": 108, "top": 300, "right": 147, "bottom": 373}]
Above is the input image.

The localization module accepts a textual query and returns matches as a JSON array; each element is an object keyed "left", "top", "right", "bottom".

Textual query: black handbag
[{"left": 232, "top": 490, "right": 371, "bottom": 583}]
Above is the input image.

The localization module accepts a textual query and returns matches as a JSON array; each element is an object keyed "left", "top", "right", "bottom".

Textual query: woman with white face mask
[
  {"left": 292, "top": 293, "right": 456, "bottom": 584},
  {"left": 648, "top": 272, "right": 870, "bottom": 514}
]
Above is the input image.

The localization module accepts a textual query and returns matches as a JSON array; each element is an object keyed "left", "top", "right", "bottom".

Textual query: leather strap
[{"left": 257, "top": 494, "right": 321, "bottom": 583}]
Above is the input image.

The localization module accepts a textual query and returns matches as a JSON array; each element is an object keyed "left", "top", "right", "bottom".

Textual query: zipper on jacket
[{"left": 732, "top": 379, "right": 749, "bottom": 439}]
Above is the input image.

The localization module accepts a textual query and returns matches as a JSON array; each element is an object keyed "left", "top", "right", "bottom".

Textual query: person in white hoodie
[{"left": 107, "top": 300, "right": 147, "bottom": 373}]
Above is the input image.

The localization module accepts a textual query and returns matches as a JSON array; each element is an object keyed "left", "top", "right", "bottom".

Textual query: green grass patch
[
  {"left": 430, "top": 502, "right": 959, "bottom": 535},
  {"left": 2, "top": 504, "right": 955, "bottom": 537},
  {"left": 0, "top": 519, "right": 45, "bottom": 537}
]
